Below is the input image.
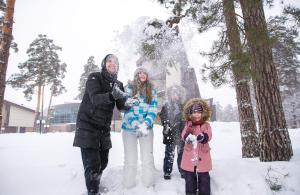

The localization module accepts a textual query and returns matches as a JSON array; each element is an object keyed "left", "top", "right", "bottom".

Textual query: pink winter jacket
[{"left": 180, "top": 121, "right": 212, "bottom": 173}]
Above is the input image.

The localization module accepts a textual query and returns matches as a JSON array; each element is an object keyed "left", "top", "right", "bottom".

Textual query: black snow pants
[
  {"left": 81, "top": 148, "right": 109, "bottom": 195},
  {"left": 163, "top": 141, "right": 184, "bottom": 176},
  {"left": 184, "top": 171, "right": 211, "bottom": 195}
]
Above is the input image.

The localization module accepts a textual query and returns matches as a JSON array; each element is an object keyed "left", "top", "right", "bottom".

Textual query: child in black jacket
[{"left": 159, "top": 85, "right": 186, "bottom": 180}]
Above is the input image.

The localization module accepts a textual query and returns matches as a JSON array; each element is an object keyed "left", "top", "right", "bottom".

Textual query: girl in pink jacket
[{"left": 181, "top": 98, "right": 212, "bottom": 195}]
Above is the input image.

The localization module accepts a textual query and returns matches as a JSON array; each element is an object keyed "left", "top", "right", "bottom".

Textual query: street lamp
[
  {"left": 44, "top": 124, "right": 50, "bottom": 133},
  {"left": 36, "top": 119, "right": 45, "bottom": 134}
]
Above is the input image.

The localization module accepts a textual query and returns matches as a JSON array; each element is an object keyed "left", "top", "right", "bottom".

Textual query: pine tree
[
  {"left": 0, "top": 0, "right": 17, "bottom": 52},
  {"left": 223, "top": 0, "right": 259, "bottom": 157},
  {"left": 283, "top": 5, "right": 300, "bottom": 26},
  {"left": 239, "top": 0, "right": 293, "bottom": 161},
  {"left": 137, "top": 18, "right": 178, "bottom": 63},
  {"left": 283, "top": 88, "right": 300, "bottom": 128},
  {"left": 76, "top": 56, "right": 99, "bottom": 100},
  {"left": 268, "top": 16, "right": 300, "bottom": 100},
  {"left": 215, "top": 102, "right": 224, "bottom": 121},
  {"left": 7, "top": 34, "right": 67, "bottom": 131},
  {"left": 45, "top": 62, "right": 67, "bottom": 130},
  {"left": 268, "top": 15, "right": 300, "bottom": 128},
  {"left": 0, "top": 0, "right": 16, "bottom": 130}
]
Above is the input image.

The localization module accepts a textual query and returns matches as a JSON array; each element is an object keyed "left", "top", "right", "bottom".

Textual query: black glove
[
  {"left": 197, "top": 132, "right": 208, "bottom": 144},
  {"left": 163, "top": 123, "right": 171, "bottom": 135},
  {"left": 111, "top": 83, "right": 127, "bottom": 100},
  {"left": 197, "top": 133, "right": 204, "bottom": 142}
]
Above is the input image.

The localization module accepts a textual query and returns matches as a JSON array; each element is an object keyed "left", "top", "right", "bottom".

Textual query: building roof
[{"left": 3, "top": 100, "right": 35, "bottom": 113}]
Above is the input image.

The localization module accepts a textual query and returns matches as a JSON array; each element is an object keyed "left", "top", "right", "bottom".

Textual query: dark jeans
[
  {"left": 163, "top": 141, "right": 184, "bottom": 175},
  {"left": 81, "top": 148, "right": 109, "bottom": 195},
  {"left": 184, "top": 171, "right": 210, "bottom": 195}
]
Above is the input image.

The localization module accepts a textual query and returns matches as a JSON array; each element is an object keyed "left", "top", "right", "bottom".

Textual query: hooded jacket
[
  {"left": 73, "top": 54, "right": 126, "bottom": 150},
  {"left": 159, "top": 85, "right": 186, "bottom": 145},
  {"left": 180, "top": 98, "right": 212, "bottom": 173}
]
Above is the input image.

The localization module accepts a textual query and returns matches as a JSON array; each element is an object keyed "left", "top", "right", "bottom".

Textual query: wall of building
[
  {"left": 1, "top": 101, "right": 35, "bottom": 133},
  {"left": 8, "top": 106, "right": 35, "bottom": 127}
]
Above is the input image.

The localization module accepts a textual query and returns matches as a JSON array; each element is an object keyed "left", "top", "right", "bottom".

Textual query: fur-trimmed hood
[{"left": 183, "top": 98, "right": 212, "bottom": 122}]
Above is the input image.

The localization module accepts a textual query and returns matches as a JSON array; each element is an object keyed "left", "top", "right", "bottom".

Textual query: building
[
  {"left": 48, "top": 102, "right": 80, "bottom": 132},
  {"left": 1, "top": 100, "right": 35, "bottom": 133},
  {"left": 48, "top": 102, "right": 122, "bottom": 132}
]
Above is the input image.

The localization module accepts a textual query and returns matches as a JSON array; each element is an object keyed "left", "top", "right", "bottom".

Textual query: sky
[
  {"left": 4, "top": 0, "right": 299, "bottom": 110},
  {"left": 4, "top": 0, "right": 235, "bottom": 110},
  {"left": 0, "top": 122, "right": 299, "bottom": 195}
]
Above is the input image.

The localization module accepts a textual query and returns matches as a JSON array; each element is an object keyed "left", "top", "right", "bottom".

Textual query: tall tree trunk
[
  {"left": 0, "top": 0, "right": 16, "bottom": 130},
  {"left": 40, "top": 85, "right": 45, "bottom": 133},
  {"left": 33, "top": 84, "right": 42, "bottom": 132},
  {"left": 45, "top": 89, "right": 54, "bottom": 133},
  {"left": 223, "top": 0, "right": 259, "bottom": 157},
  {"left": 239, "top": 0, "right": 293, "bottom": 161}
]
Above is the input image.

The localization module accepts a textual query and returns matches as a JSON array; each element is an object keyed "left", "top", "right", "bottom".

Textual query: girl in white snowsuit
[
  {"left": 121, "top": 67, "right": 158, "bottom": 188},
  {"left": 159, "top": 85, "right": 186, "bottom": 179}
]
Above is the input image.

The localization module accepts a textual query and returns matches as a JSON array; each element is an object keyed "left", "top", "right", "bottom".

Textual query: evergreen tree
[
  {"left": 45, "top": 62, "right": 67, "bottom": 129},
  {"left": 223, "top": 0, "right": 259, "bottom": 157},
  {"left": 76, "top": 56, "right": 99, "bottom": 100},
  {"left": 0, "top": 0, "right": 18, "bottom": 52},
  {"left": 283, "top": 88, "right": 300, "bottom": 129},
  {"left": 268, "top": 15, "right": 300, "bottom": 128},
  {"left": 268, "top": 16, "right": 300, "bottom": 100},
  {"left": 215, "top": 103, "right": 239, "bottom": 121},
  {"left": 158, "top": 0, "right": 297, "bottom": 160},
  {"left": 7, "top": 34, "right": 67, "bottom": 131},
  {"left": 239, "top": 0, "right": 293, "bottom": 161},
  {"left": 201, "top": 4, "right": 300, "bottom": 129},
  {"left": 223, "top": 104, "right": 235, "bottom": 121},
  {"left": 137, "top": 18, "right": 178, "bottom": 64},
  {"left": 215, "top": 102, "right": 224, "bottom": 121},
  {"left": 0, "top": 0, "right": 16, "bottom": 130},
  {"left": 267, "top": 16, "right": 300, "bottom": 128},
  {"left": 283, "top": 5, "right": 300, "bottom": 26}
]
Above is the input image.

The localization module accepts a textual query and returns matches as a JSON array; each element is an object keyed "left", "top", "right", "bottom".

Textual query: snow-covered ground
[{"left": 0, "top": 122, "right": 299, "bottom": 195}]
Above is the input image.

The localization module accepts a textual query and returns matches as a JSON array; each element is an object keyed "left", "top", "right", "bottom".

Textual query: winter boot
[
  {"left": 180, "top": 172, "right": 185, "bottom": 179},
  {"left": 164, "top": 173, "right": 171, "bottom": 180},
  {"left": 88, "top": 191, "right": 101, "bottom": 195}
]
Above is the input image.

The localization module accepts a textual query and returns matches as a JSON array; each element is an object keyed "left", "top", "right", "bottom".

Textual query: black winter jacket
[
  {"left": 159, "top": 102, "right": 185, "bottom": 145},
  {"left": 73, "top": 71, "right": 126, "bottom": 150}
]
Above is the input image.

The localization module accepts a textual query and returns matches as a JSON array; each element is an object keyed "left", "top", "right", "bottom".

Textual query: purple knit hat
[{"left": 190, "top": 104, "right": 203, "bottom": 114}]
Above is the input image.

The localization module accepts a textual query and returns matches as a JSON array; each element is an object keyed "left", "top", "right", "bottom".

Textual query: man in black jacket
[
  {"left": 73, "top": 54, "right": 127, "bottom": 195},
  {"left": 159, "top": 85, "right": 186, "bottom": 180}
]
